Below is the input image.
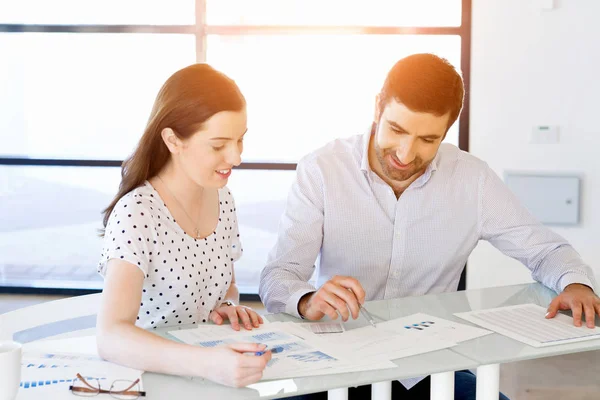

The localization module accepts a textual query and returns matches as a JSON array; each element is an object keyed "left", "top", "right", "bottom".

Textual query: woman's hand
[
  {"left": 202, "top": 343, "right": 271, "bottom": 387},
  {"left": 210, "top": 304, "right": 264, "bottom": 331}
]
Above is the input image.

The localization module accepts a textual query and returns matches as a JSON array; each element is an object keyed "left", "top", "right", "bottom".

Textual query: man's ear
[
  {"left": 374, "top": 94, "right": 381, "bottom": 123},
  {"left": 161, "top": 128, "right": 180, "bottom": 154}
]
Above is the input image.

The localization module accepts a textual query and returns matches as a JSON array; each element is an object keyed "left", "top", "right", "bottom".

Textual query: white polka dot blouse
[{"left": 99, "top": 181, "right": 243, "bottom": 330}]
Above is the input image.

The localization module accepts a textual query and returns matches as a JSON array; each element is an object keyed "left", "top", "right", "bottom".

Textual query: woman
[{"left": 96, "top": 64, "right": 271, "bottom": 388}]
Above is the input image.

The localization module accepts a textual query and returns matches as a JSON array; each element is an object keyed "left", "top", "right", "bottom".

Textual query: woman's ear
[{"left": 161, "top": 128, "right": 180, "bottom": 154}]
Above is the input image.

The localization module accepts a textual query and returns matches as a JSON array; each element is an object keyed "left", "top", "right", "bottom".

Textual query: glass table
[{"left": 8, "top": 282, "right": 600, "bottom": 399}]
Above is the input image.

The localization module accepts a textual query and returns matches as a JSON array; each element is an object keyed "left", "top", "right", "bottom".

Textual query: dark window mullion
[
  {"left": 0, "top": 24, "right": 196, "bottom": 34},
  {"left": 195, "top": 0, "right": 207, "bottom": 62},
  {"left": 1, "top": 26, "right": 463, "bottom": 36},
  {"left": 458, "top": 0, "right": 472, "bottom": 152},
  {"left": 0, "top": 158, "right": 296, "bottom": 170},
  {"left": 205, "top": 25, "right": 463, "bottom": 36}
]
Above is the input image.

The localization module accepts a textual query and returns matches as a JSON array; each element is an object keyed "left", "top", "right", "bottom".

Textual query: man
[{"left": 259, "top": 53, "right": 599, "bottom": 399}]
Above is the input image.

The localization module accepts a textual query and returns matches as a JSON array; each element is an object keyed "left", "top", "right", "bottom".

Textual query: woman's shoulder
[
  {"left": 218, "top": 185, "right": 237, "bottom": 209},
  {"left": 219, "top": 185, "right": 238, "bottom": 199},
  {"left": 107, "top": 182, "right": 161, "bottom": 227},
  {"left": 116, "top": 182, "right": 159, "bottom": 209}
]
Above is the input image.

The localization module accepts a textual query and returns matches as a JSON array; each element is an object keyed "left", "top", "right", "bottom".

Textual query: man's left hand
[{"left": 546, "top": 283, "right": 600, "bottom": 328}]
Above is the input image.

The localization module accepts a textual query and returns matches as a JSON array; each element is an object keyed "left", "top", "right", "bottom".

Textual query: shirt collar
[
  {"left": 359, "top": 124, "right": 440, "bottom": 187},
  {"left": 359, "top": 124, "right": 375, "bottom": 173},
  {"left": 411, "top": 154, "right": 439, "bottom": 188}
]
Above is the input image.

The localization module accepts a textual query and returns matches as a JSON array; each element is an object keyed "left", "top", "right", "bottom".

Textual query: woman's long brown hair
[{"left": 100, "top": 64, "right": 245, "bottom": 235}]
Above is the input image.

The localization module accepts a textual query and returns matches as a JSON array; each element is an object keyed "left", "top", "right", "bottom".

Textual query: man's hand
[
  {"left": 298, "top": 275, "right": 365, "bottom": 321},
  {"left": 546, "top": 283, "right": 600, "bottom": 328}
]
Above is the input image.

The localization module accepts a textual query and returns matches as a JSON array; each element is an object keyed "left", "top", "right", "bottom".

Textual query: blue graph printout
[
  {"left": 242, "top": 331, "right": 294, "bottom": 343},
  {"left": 286, "top": 351, "right": 337, "bottom": 363}
]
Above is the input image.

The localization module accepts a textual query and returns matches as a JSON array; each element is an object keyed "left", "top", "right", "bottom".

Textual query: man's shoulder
[
  {"left": 437, "top": 143, "right": 488, "bottom": 172},
  {"left": 299, "top": 134, "right": 364, "bottom": 170}
]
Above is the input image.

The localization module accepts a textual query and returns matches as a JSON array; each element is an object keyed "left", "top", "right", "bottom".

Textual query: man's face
[{"left": 372, "top": 99, "right": 449, "bottom": 183}]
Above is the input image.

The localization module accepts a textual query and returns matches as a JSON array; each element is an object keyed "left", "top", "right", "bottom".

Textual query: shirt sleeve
[
  {"left": 479, "top": 164, "right": 597, "bottom": 294},
  {"left": 98, "top": 194, "right": 153, "bottom": 279},
  {"left": 259, "top": 155, "right": 324, "bottom": 317}
]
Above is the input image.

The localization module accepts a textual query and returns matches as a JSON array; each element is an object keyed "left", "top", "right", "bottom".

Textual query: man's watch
[{"left": 222, "top": 300, "right": 236, "bottom": 307}]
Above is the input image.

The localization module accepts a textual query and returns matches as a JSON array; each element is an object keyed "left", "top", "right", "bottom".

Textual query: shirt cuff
[
  {"left": 558, "top": 273, "right": 597, "bottom": 295},
  {"left": 285, "top": 288, "right": 317, "bottom": 319}
]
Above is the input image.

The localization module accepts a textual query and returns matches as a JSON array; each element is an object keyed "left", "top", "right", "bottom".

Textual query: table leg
[
  {"left": 328, "top": 388, "right": 348, "bottom": 400},
  {"left": 431, "top": 371, "right": 455, "bottom": 400},
  {"left": 476, "top": 364, "right": 500, "bottom": 400},
  {"left": 372, "top": 381, "right": 392, "bottom": 400}
]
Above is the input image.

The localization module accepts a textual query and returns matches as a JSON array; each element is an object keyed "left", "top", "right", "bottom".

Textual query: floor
[
  {"left": 2, "top": 294, "right": 599, "bottom": 399},
  {"left": 500, "top": 352, "right": 600, "bottom": 400}
]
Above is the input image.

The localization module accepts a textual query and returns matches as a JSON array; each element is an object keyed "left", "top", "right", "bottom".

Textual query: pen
[
  {"left": 255, "top": 346, "right": 283, "bottom": 356},
  {"left": 359, "top": 303, "right": 377, "bottom": 328},
  {"left": 348, "top": 287, "right": 377, "bottom": 328}
]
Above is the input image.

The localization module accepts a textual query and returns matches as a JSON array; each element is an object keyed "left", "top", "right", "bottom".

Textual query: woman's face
[{"left": 175, "top": 108, "right": 247, "bottom": 188}]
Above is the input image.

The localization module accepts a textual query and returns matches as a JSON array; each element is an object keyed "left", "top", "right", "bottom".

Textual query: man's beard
[{"left": 374, "top": 142, "right": 428, "bottom": 182}]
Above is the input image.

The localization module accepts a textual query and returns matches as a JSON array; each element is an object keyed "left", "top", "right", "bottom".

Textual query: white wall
[{"left": 468, "top": 0, "right": 600, "bottom": 289}]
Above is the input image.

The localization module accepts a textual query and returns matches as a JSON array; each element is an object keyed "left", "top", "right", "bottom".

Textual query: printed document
[{"left": 455, "top": 303, "right": 600, "bottom": 347}]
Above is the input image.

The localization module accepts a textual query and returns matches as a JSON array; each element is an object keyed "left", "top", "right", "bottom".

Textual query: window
[
  {"left": 0, "top": 33, "right": 196, "bottom": 160},
  {"left": 0, "top": 165, "right": 120, "bottom": 290},
  {"left": 0, "top": 1, "right": 471, "bottom": 295},
  {"left": 208, "top": 34, "right": 461, "bottom": 162},
  {"left": 206, "top": 0, "right": 461, "bottom": 27},
  {"left": 0, "top": 0, "right": 195, "bottom": 25}
]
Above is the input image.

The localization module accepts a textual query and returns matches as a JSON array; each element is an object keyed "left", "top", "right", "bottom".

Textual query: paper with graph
[
  {"left": 375, "top": 313, "right": 493, "bottom": 344},
  {"left": 279, "top": 314, "right": 469, "bottom": 366},
  {"left": 169, "top": 321, "right": 353, "bottom": 380},
  {"left": 168, "top": 314, "right": 492, "bottom": 381},
  {"left": 455, "top": 303, "right": 600, "bottom": 347},
  {"left": 17, "top": 350, "right": 143, "bottom": 400}
]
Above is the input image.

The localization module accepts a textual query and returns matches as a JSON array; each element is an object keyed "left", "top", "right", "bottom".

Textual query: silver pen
[{"left": 359, "top": 303, "right": 377, "bottom": 328}]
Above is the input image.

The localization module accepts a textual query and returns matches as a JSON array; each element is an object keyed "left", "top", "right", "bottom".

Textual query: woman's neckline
[{"left": 143, "top": 180, "right": 221, "bottom": 241}]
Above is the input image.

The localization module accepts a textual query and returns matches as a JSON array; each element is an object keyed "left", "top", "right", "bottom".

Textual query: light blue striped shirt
[{"left": 260, "top": 131, "right": 596, "bottom": 317}]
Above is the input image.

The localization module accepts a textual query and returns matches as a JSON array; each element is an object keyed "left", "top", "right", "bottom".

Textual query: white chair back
[{"left": 0, "top": 293, "right": 101, "bottom": 341}]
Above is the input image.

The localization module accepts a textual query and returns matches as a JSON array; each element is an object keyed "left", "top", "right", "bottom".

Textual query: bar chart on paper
[
  {"left": 20, "top": 377, "right": 106, "bottom": 389},
  {"left": 24, "top": 363, "right": 65, "bottom": 369},
  {"left": 18, "top": 350, "right": 144, "bottom": 399}
]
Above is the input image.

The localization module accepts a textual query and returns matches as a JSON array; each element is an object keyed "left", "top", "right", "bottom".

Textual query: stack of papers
[
  {"left": 455, "top": 303, "right": 600, "bottom": 347},
  {"left": 286, "top": 313, "right": 492, "bottom": 366},
  {"left": 168, "top": 313, "right": 493, "bottom": 382}
]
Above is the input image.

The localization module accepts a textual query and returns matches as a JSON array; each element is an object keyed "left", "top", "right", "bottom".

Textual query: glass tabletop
[
  {"left": 149, "top": 313, "right": 478, "bottom": 399},
  {"left": 362, "top": 283, "right": 600, "bottom": 366},
  {"left": 16, "top": 282, "right": 600, "bottom": 399},
  {"left": 140, "top": 348, "right": 476, "bottom": 399},
  {"left": 444, "top": 283, "right": 600, "bottom": 365}
]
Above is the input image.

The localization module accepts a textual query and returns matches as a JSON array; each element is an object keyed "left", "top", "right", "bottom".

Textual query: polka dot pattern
[{"left": 99, "top": 181, "right": 243, "bottom": 330}]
